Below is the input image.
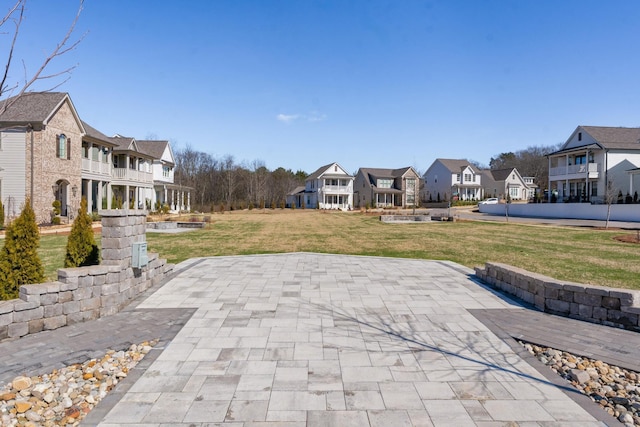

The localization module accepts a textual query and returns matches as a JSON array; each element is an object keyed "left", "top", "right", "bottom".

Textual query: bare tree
[
  {"left": 604, "top": 179, "right": 618, "bottom": 229},
  {"left": 0, "top": 0, "right": 85, "bottom": 114}
]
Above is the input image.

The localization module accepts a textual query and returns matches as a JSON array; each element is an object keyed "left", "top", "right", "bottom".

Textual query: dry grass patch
[{"left": 144, "top": 209, "right": 640, "bottom": 289}]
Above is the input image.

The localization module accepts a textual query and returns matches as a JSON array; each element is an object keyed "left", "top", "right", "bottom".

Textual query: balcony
[
  {"left": 81, "top": 158, "right": 111, "bottom": 176},
  {"left": 549, "top": 163, "right": 600, "bottom": 180},
  {"left": 321, "top": 185, "right": 352, "bottom": 193},
  {"left": 112, "top": 167, "right": 153, "bottom": 184}
]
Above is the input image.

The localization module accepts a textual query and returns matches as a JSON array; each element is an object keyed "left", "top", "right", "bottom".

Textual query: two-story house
[
  {"left": 0, "top": 92, "right": 84, "bottom": 223},
  {"left": 137, "top": 139, "right": 191, "bottom": 212},
  {"left": 548, "top": 126, "right": 640, "bottom": 203},
  {"left": 0, "top": 92, "right": 189, "bottom": 224},
  {"left": 304, "top": 162, "right": 353, "bottom": 210},
  {"left": 422, "top": 159, "right": 482, "bottom": 202},
  {"left": 354, "top": 167, "right": 420, "bottom": 208},
  {"left": 81, "top": 121, "right": 116, "bottom": 213},
  {"left": 480, "top": 168, "right": 532, "bottom": 201}
]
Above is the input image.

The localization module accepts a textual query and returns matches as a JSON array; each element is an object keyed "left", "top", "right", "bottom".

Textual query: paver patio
[{"left": 88, "top": 253, "right": 610, "bottom": 426}]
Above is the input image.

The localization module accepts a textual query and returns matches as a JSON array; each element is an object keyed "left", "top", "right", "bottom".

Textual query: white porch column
[
  {"left": 97, "top": 181, "right": 104, "bottom": 210},
  {"left": 106, "top": 183, "right": 112, "bottom": 209},
  {"left": 125, "top": 185, "right": 130, "bottom": 209},
  {"left": 85, "top": 179, "right": 93, "bottom": 213},
  {"left": 187, "top": 191, "right": 191, "bottom": 211}
]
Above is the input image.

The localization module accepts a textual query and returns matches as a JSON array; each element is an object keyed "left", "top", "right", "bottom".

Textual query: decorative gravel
[
  {"left": 0, "top": 339, "right": 157, "bottom": 426},
  {"left": 521, "top": 340, "right": 640, "bottom": 426}
]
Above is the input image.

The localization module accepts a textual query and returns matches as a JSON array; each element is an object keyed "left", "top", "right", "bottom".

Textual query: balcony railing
[
  {"left": 81, "top": 158, "right": 111, "bottom": 175},
  {"left": 112, "top": 167, "right": 153, "bottom": 183},
  {"left": 549, "top": 163, "right": 600, "bottom": 178},
  {"left": 321, "top": 185, "right": 352, "bottom": 192}
]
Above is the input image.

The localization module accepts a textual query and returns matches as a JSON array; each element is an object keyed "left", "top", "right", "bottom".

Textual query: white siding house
[
  {"left": 548, "top": 126, "right": 640, "bottom": 203},
  {"left": 137, "top": 140, "right": 191, "bottom": 212},
  {"left": 0, "top": 130, "right": 27, "bottom": 219},
  {"left": 422, "top": 159, "right": 482, "bottom": 202},
  {"left": 481, "top": 168, "right": 532, "bottom": 201},
  {"left": 305, "top": 162, "right": 354, "bottom": 210}
]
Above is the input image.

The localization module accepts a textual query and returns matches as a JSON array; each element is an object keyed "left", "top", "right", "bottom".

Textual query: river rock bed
[
  {"left": 521, "top": 340, "right": 640, "bottom": 426},
  {"left": 0, "top": 339, "right": 157, "bottom": 426}
]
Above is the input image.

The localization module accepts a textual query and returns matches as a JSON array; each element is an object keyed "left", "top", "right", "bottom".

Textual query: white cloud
[
  {"left": 307, "top": 111, "right": 327, "bottom": 122},
  {"left": 276, "top": 113, "right": 299, "bottom": 123},
  {"left": 276, "top": 111, "right": 327, "bottom": 124}
]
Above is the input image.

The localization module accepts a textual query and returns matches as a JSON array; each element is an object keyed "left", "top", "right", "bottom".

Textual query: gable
[
  {"left": 308, "top": 162, "right": 352, "bottom": 180},
  {"left": 562, "top": 126, "right": 600, "bottom": 150}
]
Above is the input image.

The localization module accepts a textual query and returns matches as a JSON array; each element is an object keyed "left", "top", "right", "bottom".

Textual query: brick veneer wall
[
  {"left": 475, "top": 262, "right": 640, "bottom": 332},
  {"left": 0, "top": 210, "right": 173, "bottom": 341}
]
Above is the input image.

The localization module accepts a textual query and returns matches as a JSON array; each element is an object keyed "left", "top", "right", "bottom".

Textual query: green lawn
[{"left": 39, "top": 210, "right": 640, "bottom": 289}]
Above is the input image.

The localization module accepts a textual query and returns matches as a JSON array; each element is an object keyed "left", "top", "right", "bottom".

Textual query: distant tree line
[
  {"left": 174, "top": 145, "right": 307, "bottom": 212},
  {"left": 489, "top": 144, "right": 562, "bottom": 193}
]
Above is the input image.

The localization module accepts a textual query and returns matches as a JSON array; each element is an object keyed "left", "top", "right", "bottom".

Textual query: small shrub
[
  {"left": 248, "top": 201, "right": 254, "bottom": 210},
  {"left": 259, "top": 199, "right": 265, "bottom": 209},
  {"left": 291, "top": 203, "right": 296, "bottom": 210},
  {"left": 0, "top": 199, "right": 44, "bottom": 300},
  {"left": 52, "top": 199, "right": 61, "bottom": 216},
  {"left": 279, "top": 200, "right": 285, "bottom": 209},
  {"left": 64, "top": 197, "right": 100, "bottom": 268}
]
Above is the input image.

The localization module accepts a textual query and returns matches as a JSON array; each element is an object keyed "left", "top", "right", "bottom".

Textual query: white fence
[{"left": 478, "top": 203, "right": 640, "bottom": 222}]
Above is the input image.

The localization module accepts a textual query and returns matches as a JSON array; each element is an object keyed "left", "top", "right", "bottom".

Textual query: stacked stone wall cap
[
  {"left": 98, "top": 209, "right": 148, "bottom": 217},
  {"left": 13, "top": 301, "right": 38, "bottom": 312},
  {"left": 0, "top": 300, "right": 15, "bottom": 315},
  {"left": 610, "top": 290, "right": 640, "bottom": 307},
  {"left": 19, "top": 281, "right": 62, "bottom": 295},
  {"left": 562, "top": 282, "right": 588, "bottom": 293},
  {"left": 584, "top": 286, "right": 611, "bottom": 296}
]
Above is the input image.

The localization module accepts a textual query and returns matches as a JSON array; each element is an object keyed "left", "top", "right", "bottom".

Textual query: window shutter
[
  {"left": 67, "top": 138, "right": 71, "bottom": 159},
  {"left": 56, "top": 135, "right": 60, "bottom": 157}
]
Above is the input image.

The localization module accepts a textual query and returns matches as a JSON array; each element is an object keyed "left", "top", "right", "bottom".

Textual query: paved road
[{"left": 430, "top": 206, "right": 640, "bottom": 229}]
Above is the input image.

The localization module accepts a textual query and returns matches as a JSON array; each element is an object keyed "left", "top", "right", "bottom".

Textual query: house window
[
  {"left": 91, "top": 145, "right": 100, "bottom": 161},
  {"left": 377, "top": 179, "right": 393, "bottom": 188},
  {"left": 456, "top": 174, "right": 461, "bottom": 182},
  {"left": 464, "top": 174, "right": 472, "bottom": 182},
  {"left": 406, "top": 178, "right": 416, "bottom": 190},
  {"left": 82, "top": 141, "right": 89, "bottom": 158},
  {"left": 509, "top": 187, "right": 518, "bottom": 198},
  {"left": 57, "top": 134, "right": 70, "bottom": 159},
  {"left": 340, "top": 179, "right": 347, "bottom": 186},
  {"left": 591, "top": 183, "right": 598, "bottom": 197},
  {"left": 163, "top": 166, "right": 171, "bottom": 177},
  {"left": 578, "top": 132, "right": 582, "bottom": 141}
]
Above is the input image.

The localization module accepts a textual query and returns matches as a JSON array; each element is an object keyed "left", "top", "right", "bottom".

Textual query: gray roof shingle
[
  {"left": 0, "top": 92, "right": 68, "bottom": 123},
  {"left": 580, "top": 126, "right": 640, "bottom": 150},
  {"left": 137, "top": 140, "right": 170, "bottom": 162}
]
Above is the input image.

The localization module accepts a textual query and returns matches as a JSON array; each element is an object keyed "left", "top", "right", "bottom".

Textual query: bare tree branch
[{"left": 0, "top": 0, "right": 85, "bottom": 116}]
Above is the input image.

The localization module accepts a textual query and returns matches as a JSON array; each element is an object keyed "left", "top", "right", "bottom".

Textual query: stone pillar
[{"left": 100, "top": 210, "right": 147, "bottom": 267}]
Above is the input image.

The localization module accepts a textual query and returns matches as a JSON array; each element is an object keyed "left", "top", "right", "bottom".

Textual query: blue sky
[{"left": 12, "top": 0, "right": 640, "bottom": 174}]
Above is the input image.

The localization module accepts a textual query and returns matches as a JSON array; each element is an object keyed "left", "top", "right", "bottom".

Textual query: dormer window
[
  {"left": 57, "top": 134, "right": 70, "bottom": 159},
  {"left": 578, "top": 132, "right": 582, "bottom": 141}
]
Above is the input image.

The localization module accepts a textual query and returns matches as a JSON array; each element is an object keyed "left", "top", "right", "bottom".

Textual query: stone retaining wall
[
  {"left": 475, "top": 262, "right": 640, "bottom": 332},
  {"left": 380, "top": 215, "right": 431, "bottom": 223},
  {"left": 0, "top": 210, "right": 173, "bottom": 341}
]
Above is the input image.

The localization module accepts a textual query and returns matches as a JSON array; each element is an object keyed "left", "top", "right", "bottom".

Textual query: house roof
[
  {"left": 137, "top": 140, "right": 171, "bottom": 163},
  {"left": 307, "top": 162, "right": 353, "bottom": 180},
  {"left": 287, "top": 186, "right": 305, "bottom": 196},
  {"left": 358, "top": 167, "right": 419, "bottom": 188},
  {"left": 434, "top": 159, "right": 479, "bottom": 174},
  {"left": 81, "top": 120, "right": 116, "bottom": 146},
  {"left": 0, "top": 92, "right": 84, "bottom": 132},
  {"left": 581, "top": 126, "right": 640, "bottom": 150},
  {"left": 109, "top": 135, "right": 136, "bottom": 150},
  {"left": 486, "top": 168, "right": 515, "bottom": 182}
]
